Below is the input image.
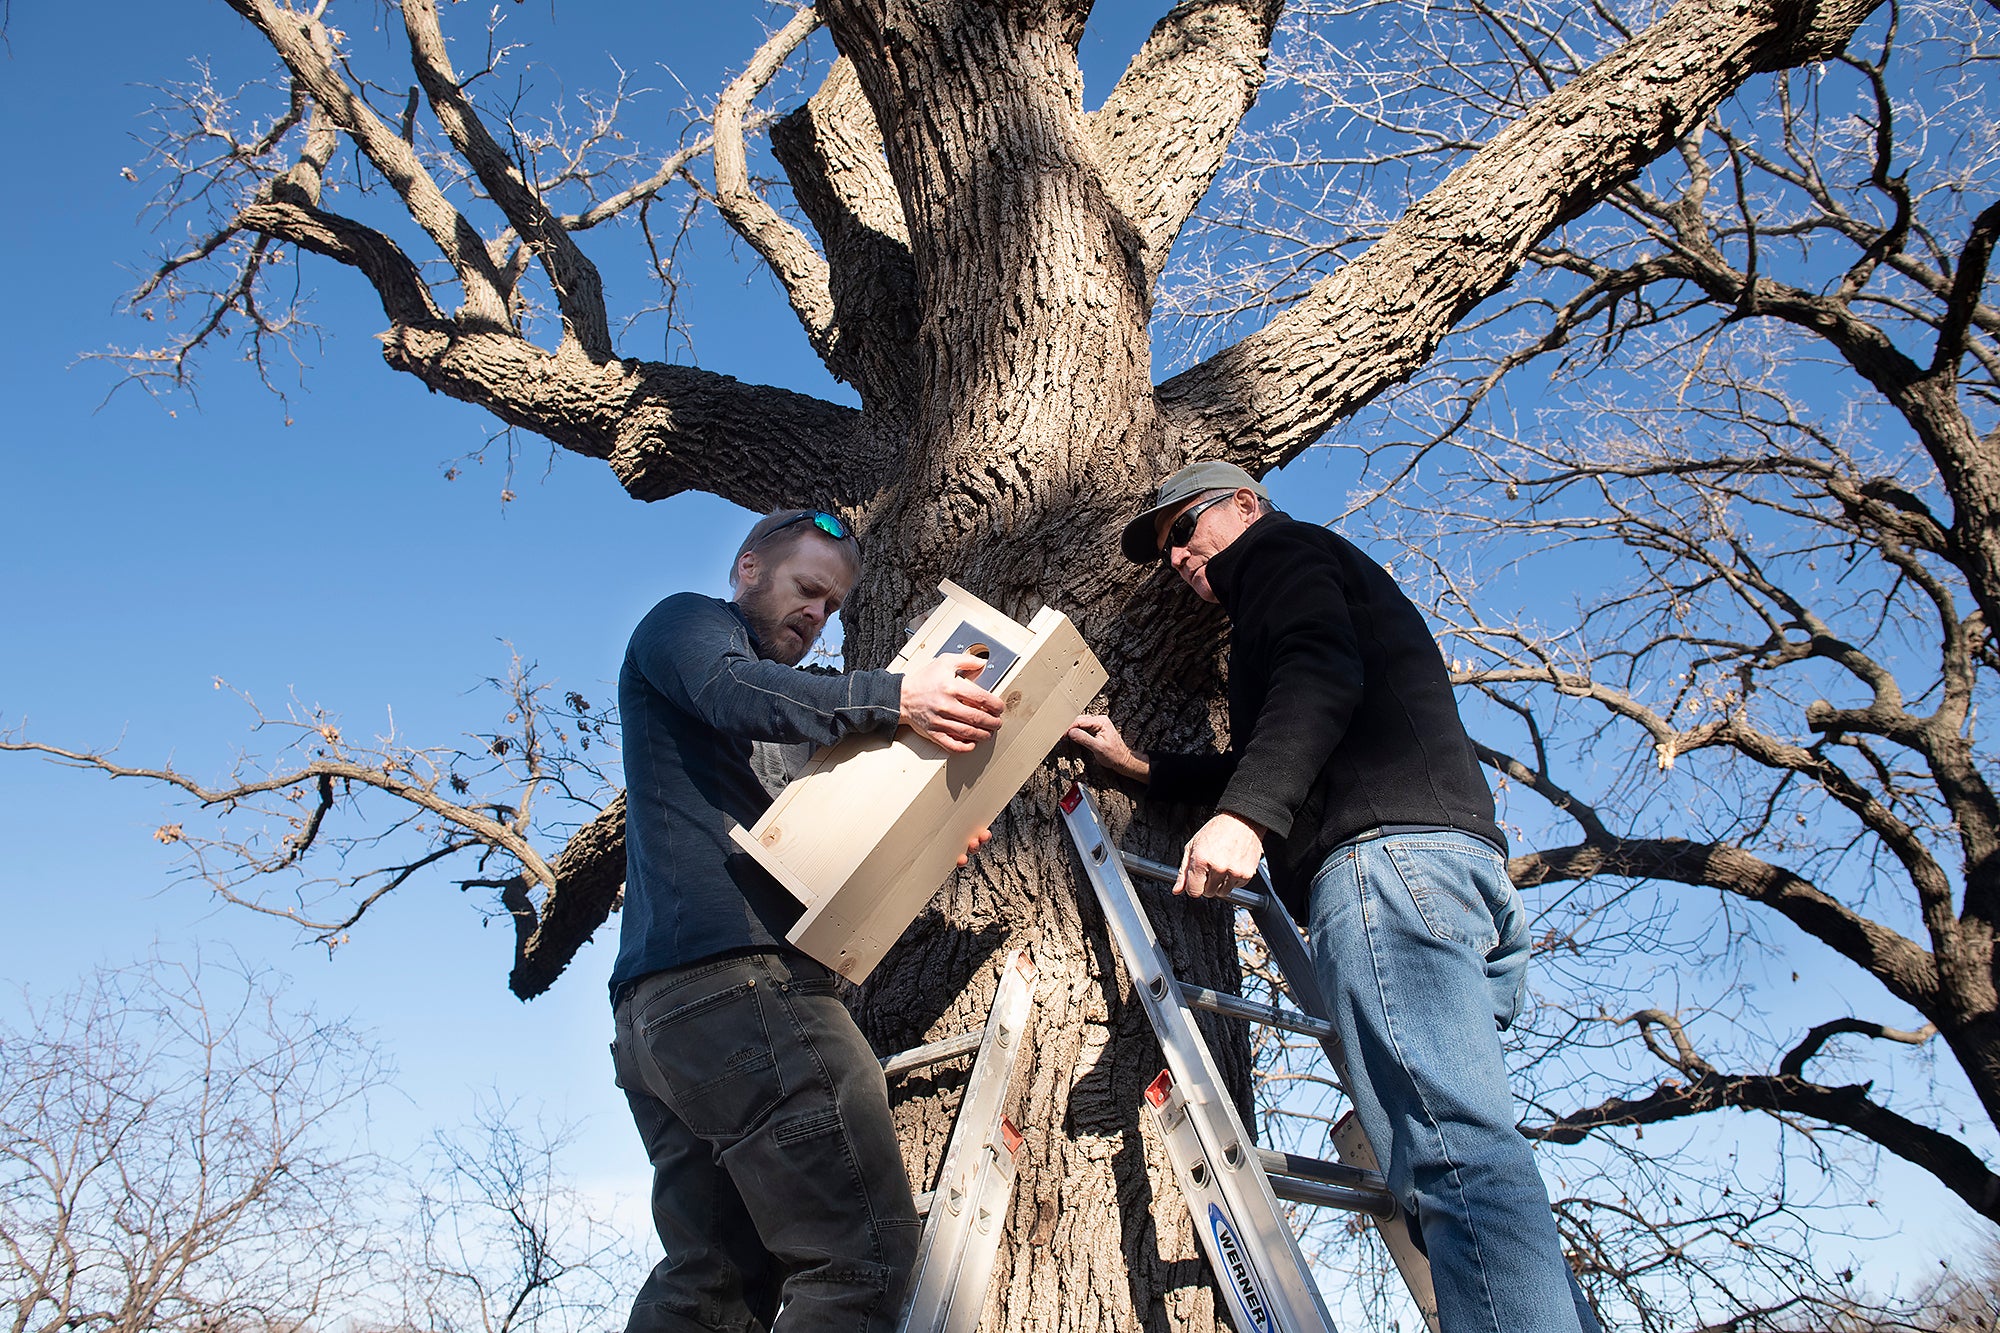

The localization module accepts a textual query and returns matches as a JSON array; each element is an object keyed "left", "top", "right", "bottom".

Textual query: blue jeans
[
  {"left": 611, "top": 952, "right": 920, "bottom": 1333},
  {"left": 1308, "top": 832, "right": 1600, "bottom": 1333}
]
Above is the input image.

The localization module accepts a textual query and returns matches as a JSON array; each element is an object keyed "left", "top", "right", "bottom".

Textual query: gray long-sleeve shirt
[{"left": 609, "top": 592, "right": 903, "bottom": 1000}]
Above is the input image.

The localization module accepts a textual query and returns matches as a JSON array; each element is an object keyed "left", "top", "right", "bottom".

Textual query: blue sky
[{"left": 0, "top": 0, "right": 1982, "bottom": 1314}]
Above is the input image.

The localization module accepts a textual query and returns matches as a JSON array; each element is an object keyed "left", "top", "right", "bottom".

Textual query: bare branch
[
  {"left": 222, "top": 0, "right": 511, "bottom": 325},
  {"left": 1473, "top": 737, "right": 1610, "bottom": 843},
  {"left": 561, "top": 136, "right": 716, "bottom": 233},
  {"left": 1778, "top": 1017, "right": 1937, "bottom": 1080},
  {"left": 1157, "top": 0, "right": 1883, "bottom": 468},
  {"left": 0, "top": 655, "right": 636, "bottom": 956},
  {"left": 0, "top": 739, "right": 557, "bottom": 899},
  {"left": 401, "top": 0, "right": 612, "bottom": 354},
  {"left": 1510, "top": 836, "right": 1941, "bottom": 1012},
  {"left": 711, "top": 7, "right": 839, "bottom": 359},
  {"left": 1529, "top": 1014, "right": 2000, "bottom": 1223},
  {"left": 0, "top": 959, "right": 392, "bottom": 1333}
]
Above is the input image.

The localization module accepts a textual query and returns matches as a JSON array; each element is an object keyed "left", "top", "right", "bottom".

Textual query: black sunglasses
[
  {"left": 1158, "top": 493, "right": 1231, "bottom": 559},
  {"left": 759, "top": 510, "right": 861, "bottom": 555}
]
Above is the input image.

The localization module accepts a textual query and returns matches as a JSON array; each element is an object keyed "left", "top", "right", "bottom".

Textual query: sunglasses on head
[
  {"left": 760, "top": 510, "right": 861, "bottom": 555},
  {"left": 1158, "top": 492, "right": 1232, "bottom": 559}
]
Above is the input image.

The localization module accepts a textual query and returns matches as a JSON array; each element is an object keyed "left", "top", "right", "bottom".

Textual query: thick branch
[
  {"left": 508, "top": 794, "right": 625, "bottom": 999},
  {"left": 235, "top": 198, "right": 441, "bottom": 327},
  {"left": 1085, "top": 0, "right": 1286, "bottom": 290},
  {"left": 401, "top": 0, "right": 612, "bottom": 355},
  {"left": 770, "top": 58, "right": 918, "bottom": 406},
  {"left": 1512, "top": 836, "right": 1940, "bottom": 1012},
  {"left": 1529, "top": 1068, "right": 2000, "bottom": 1222},
  {"left": 1932, "top": 198, "right": 2000, "bottom": 380},
  {"left": 373, "top": 328, "right": 866, "bottom": 509},
  {"left": 1156, "top": 0, "right": 1882, "bottom": 466}
]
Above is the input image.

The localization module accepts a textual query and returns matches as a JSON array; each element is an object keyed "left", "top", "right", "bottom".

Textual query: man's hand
[
  {"left": 1173, "top": 812, "right": 1266, "bottom": 898},
  {"left": 901, "top": 653, "right": 1006, "bottom": 753},
  {"left": 955, "top": 825, "right": 993, "bottom": 868},
  {"left": 1066, "top": 714, "right": 1149, "bottom": 781}
]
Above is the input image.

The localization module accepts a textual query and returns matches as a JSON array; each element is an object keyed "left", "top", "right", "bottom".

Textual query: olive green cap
[{"left": 1119, "top": 460, "right": 1270, "bottom": 563}]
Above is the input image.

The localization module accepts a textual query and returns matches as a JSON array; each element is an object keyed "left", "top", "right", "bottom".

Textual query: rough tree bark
[{"left": 99, "top": 0, "right": 1890, "bottom": 1325}]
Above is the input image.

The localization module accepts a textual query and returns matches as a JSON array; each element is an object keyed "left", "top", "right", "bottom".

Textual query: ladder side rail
[
  {"left": 898, "top": 953, "right": 1037, "bottom": 1333},
  {"left": 937, "top": 1118, "right": 1025, "bottom": 1333},
  {"left": 1243, "top": 885, "right": 1348, "bottom": 1077},
  {"left": 1060, "top": 786, "right": 1338, "bottom": 1333},
  {"left": 1143, "top": 1071, "right": 1305, "bottom": 1333}
]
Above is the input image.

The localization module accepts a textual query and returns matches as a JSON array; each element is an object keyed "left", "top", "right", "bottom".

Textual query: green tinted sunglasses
[{"left": 760, "top": 509, "right": 861, "bottom": 555}]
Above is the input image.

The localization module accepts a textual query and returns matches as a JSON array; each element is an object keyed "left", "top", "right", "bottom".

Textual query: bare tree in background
[
  {"left": 390, "top": 1100, "right": 642, "bottom": 1333},
  {"left": 0, "top": 957, "right": 646, "bottom": 1333},
  {"left": 0, "top": 956, "right": 390, "bottom": 1333},
  {"left": 1172, "top": 0, "right": 1999, "bottom": 1322},
  {"left": 4, "top": 0, "right": 1899, "bottom": 1323}
]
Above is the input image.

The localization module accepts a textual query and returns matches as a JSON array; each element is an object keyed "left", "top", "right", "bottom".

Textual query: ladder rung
[
  {"left": 913, "top": 1189, "right": 933, "bottom": 1217},
  {"left": 1267, "top": 1171, "right": 1398, "bottom": 1219},
  {"left": 1117, "top": 851, "right": 1266, "bottom": 910},
  {"left": 1184, "top": 985, "right": 1337, "bottom": 1040},
  {"left": 882, "top": 1030, "right": 984, "bottom": 1079},
  {"left": 1116, "top": 849, "right": 1175, "bottom": 882},
  {"left": 1256, "top": 1147, "right": 1388, "bottom": 1195}
]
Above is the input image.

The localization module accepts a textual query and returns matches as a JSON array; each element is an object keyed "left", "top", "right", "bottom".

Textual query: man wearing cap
[
  {"left": 1068, "top": 464, "right": 1599, "bottom": 1333},
  {"left": 610, "top": 508, "right": 1006, "bottom": 1333}
]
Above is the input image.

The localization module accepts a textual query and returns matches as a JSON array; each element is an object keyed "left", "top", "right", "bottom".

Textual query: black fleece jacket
[{"left": 1147, "top": 513, "right": 1502, "bottom": 915}]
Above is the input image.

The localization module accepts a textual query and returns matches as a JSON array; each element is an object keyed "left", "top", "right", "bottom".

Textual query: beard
[{"left": 735, "top": 573, "right": 819, "bottom": 667}]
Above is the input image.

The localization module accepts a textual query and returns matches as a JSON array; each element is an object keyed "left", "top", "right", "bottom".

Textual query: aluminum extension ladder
[
  {"left": 885, "top": 949, "right": 1037, "bottom": 1333},
  {"left": 1058, "top": 783, "right": 1443, "bottom": 1333}
]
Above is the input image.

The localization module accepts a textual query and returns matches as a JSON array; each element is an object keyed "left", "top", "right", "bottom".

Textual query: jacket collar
[{"left": 1203, "top": 511, "right": 1285, "bottom": 613}]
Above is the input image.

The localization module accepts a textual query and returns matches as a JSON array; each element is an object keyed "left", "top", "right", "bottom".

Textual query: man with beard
[{"left": 609, "top": 508, "right": 1005, "bottom": 1333}]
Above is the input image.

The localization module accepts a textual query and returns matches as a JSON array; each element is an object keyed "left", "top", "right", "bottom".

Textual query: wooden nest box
[{"left": 732, "top": 580, "right": 1107, "bottom": 982}]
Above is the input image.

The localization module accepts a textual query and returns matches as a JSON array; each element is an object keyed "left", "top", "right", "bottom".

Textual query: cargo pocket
[{"left": 640, "top": 979, "right": 785, "bottom": 1139}]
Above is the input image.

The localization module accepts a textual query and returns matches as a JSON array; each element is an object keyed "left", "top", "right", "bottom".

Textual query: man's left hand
[
  {"left": 955, "top": 825, "right": 993, "bottom": 868},
  {"left": 1173, "top": 812, "right": 1266, "bottom": 898}
]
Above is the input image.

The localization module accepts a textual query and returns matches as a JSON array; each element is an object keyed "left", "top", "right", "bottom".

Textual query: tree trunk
[{"left": 817, "top": 7, "right": 1250, "bottom": 1325}]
